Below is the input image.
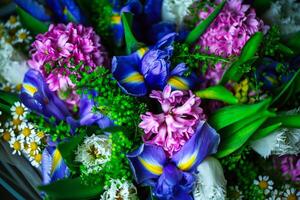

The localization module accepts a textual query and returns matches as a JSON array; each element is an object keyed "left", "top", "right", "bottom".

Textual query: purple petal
[
  {"left": 171, "top": 121, "right": 220, "bottom": 172},
  {"left": 127, "top": 144, "right": 167, "bottom": 184}
]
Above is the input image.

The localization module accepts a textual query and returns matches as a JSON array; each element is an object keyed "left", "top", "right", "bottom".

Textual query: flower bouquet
[{"left": 0, "top": 0, "right": 299, "bottom": 199}]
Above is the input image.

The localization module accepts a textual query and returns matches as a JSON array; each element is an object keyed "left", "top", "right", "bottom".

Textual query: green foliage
[
  {"left": 91, "top": 0, "right": 113, "bottom": 42},
  {"left": 26, "top": 113, "right": 71, "bottom": 141},
  {"left": 185, "top": 0, "right": 226, "bottom": 45},
  {"left": 38, "top": 177, "right": 103, "bottom": 200},
  {"left": 171, "top": 42, "right": 230, "bottom": 76},
  {"left": 16, "top": 6, "right": 48, "bottom": 35},
  {"left": 195, "top": 85, "right": 238, "bottom": 104},
  {"left": 260, "top": 26, "right": 281, "bottom": 57},
  {"left": 70, "top": 67, "right": 147, "bottom": 131},
  {"left": 221, "top": 32, "right": 263, "bottom": 84}
]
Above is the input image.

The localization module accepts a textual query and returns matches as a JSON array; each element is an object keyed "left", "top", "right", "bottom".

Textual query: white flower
[
  {"left": 19, "top": 122, "right": 36, "bottom": 142},
  {"left": 0, "top": 82, "right": 15, "bottom": 93},
  {"left": 267, "top": 189, "right": 282, "bottom": 200},
  {"left": 253, "top": 175, "right": 274, "bottom": 195},
  {"left": 10, "top": 117, "right": 23, "bottom": 130},
  {"left": 75, "top": 134, "right": 111, "bottom": 173},
  {"left": 4, "top": 16, "right": 20, "bottom": 29},
  {"left": 227, "top": 186, "right": 244, "bottom": 200},
  {"left": 25, "top": 137, "right": 41, "bottom": 155},
  {"left": 1, "top": 128, "right": 14, "bottom": 142},
  {"left": 29, "top": 152, "right": 43, "bottom": 168},
  {"left": 251, "top": 108, "right": 300, "bottom": 158},
  {"left": 263, "top": 0, "right": 300, "bottom": 37},
  {"left": 193, "top": 157, "right": 226, "bottom": 200},
  {"left": 0, "top": 40, "right": 29, "bottom": 85},
  {"left": 10, "top": 101, "right": 28, "bottom": 119},
  {"left": 13, "top": 29, "right": 32, "bottom": 45},
  {"left": 9, "top": 135, "right": 24, "bottom": 155},
  {"left": 282, "top": 187, "right": 300, "bottom": 200},
  {"left": 100, "top": 179, "right": 138, "bottom": 200},
  {"left": 162, "top": 0, "right": 194, "bottom": 28}
]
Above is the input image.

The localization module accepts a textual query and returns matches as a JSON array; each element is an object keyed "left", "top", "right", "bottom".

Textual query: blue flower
[
  {"left": 20, "top": 69, "right": 113, "bottom": 132},
  {"left": 14, "top": 0, "right": 87, "bottom": 24},
  {"left": 112, "top": 33, "right": 198, "bottom": 96},
  {"left": 110, "top": 0, "right": 188, "bottom": 47},
  {"left": 127, "top": 121, "right": 220, "bottom": 200}
]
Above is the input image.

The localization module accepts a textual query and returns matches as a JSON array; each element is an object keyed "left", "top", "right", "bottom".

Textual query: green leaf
[
  {"left": 38, "top": 177, "right": 103, "bottom": 200},
  {"left": 272, "top": 68, "right": 300, "bottom": 105},
  {"left": 0, "top": 102, "right": 10, "bottom": 113},
  {"left": 221, "top": 110, "right": 276, "bottom": 138},
  {"left": 286, "top": 31, "right": 300, "bottom": 54},
  {"left": 0, "top": 91, "right": 19, "bottom": 105},
  {"left": 267, "top": 114, "right": 300, "bottom": 128},
  {"left": 58, "top": 132, "right": 85, "bottom": 170},
  {"left": 195, "top": 85, "right": 238, "bottom": 104},
  {"left": 121, "top": 12, "right": 143, "bottom": 54},
  {"left": 278, "top": 43, "right": 294, "bottom": 56},
  {"left": 185, "top": 0, "right": 226, "bottom": 45},
  {"left": 208, "top": 98, "right": 271, "bottom": 130},
  {"left": 220, "top": 32, "right": 263, "bottom": 84},
  {"left": 251, "top": 122, "right": 282, "bottom": 141},
  {"left": 16, "top": 6, "right": 48, "bottom": 35},
  {"left": 216, "top": 116, "right": 269, "bottom": 158}
]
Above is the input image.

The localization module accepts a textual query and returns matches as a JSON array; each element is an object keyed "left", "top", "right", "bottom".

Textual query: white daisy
[
  {"left": 75, "top": 134, "right": 111, "bottom": 173},
  {"left": 253, "top": 175, "right": 274, "bottom": 195},
  {"left": 0, "top": 82, "right": 15, "bottom": 93},
  {"left": 282, "top": 187, "right": 300, "bottom": 200},
  {"left": 29, "top": 152, "right": 43, "bottom": 168},
  {"left": 4, "top": 16, "right": 20, "bottom": 29},
  {"left": 19, "top": 122, "right": 36, "bottom": 142},
  {"left": 267, "top": 189, "right": 282, "bottom": 200},
  {"left": 100, "top": 179, "right": 138, "bottom": 200},
  {"left": 1, "top": 128, "right": 14, "bottom": 142},
  {"left": 10, "top": 101, "right": 28, "bottom": 119},
  {"left": 10, "top": 117, "right": 23, "bottom": 130},
  {"left": 25, "top": 137, "right": 41, "bottom": 155},
  {"left": 9, "top": 135, "right": 24, "bottom": 155},
  {"left": 227, "top": 186, "right": 244, "bottom": 200},
  {"left": 13, "top": 29, "right": 32, "bottom": 44}
]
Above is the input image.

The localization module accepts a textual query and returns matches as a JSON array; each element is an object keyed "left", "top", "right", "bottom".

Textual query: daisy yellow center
[
  {"left": 15, "top": 106, "right": 24, "bottom": 115},
  {"left": 15, "top": 84, "right": 22, "bottom": 91},
  {"left": 37, "top": 131, "right": 44, "bottom": 138},
  {"left": 30, "top": 142, "right": 38, "bottom": 151},
  {"left": 3, "top": 86, "right": 12, "bottom": 92},
  {"left": 13, "top": 141, "right": 21, "bottom": 151},
  {"left": 9, "top": 16, "right": 17, "bottom": 24},
  {"left": 287, "top": 194, "right": 297, "bottom": 200},
  {"left": 12, "top": 118, "right": 21, "bottom": 126},
  {"left": 22, "top": 127, "right": 31, "bottom": 137},
  {"left": 34, "top": 154, "right": 42, "bottom": 162},
  {"left": 258, "top": 181, "right": 268, "bottom": 190},
  {"left": 18, "top": 32, "right": 27, "bottom": 40},
  {"left": 2, "top": 131, "right": 11, "bottom": 141}
]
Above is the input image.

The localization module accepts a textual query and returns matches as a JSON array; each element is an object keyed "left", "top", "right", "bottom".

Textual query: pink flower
[
  {"left": 197, "top": 0, "right": 266, "bottom": 57},
  {"left": 275, "top": 155, "right": 300, "bottom": 182},
  {"left": 197, "top": 0, "right": 268, "bottom": 85},
  {"left": 139, "top": 85, "right": 206, "bottom": 157},
  {"left": 28, "top": 23, "right": 109, "bottom": 108}
]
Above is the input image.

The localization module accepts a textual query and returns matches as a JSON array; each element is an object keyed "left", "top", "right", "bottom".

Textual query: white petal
[{"left": 193, "top": 157, "right": 226, "bottom": 200}]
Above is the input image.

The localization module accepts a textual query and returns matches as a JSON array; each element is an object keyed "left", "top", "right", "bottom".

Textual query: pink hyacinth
[
  {"left": 198, "top": 0, "right": 266, "bottom": 57},
  {"left": 277, "top": 155, "right": 300, "bottom": 182},
  {"left": 139, "top": 85, "right": 206, "bottom": 157},
  {"left": 197, "top": 0, "right": 268, "bottom": 85},
  {"left": 28, "top": 23, "right": 109, "bottom": 107}
]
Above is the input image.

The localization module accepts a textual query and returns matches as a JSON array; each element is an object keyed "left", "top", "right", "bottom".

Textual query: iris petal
[
  {"left": 15, "top": 0, "right": 51, "bottom": 21},
  {"left": 171, "top": 121, "right": 220, "bottom": 172},
  {"left": 127, "top": 144, "right": 167, "bottom": 184},
  {"left": 112, "top": 53, "right": 147, "bottom": 96}
]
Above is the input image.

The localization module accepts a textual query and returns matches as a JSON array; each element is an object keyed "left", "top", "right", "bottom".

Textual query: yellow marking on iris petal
[
  {"left": 266, "top": 76, "right": 278, "bottom": 85},
  {"left": 168, "top": 76, "right": 189, "bottom": 90},
  {"left": 111, "top": 15, "right": 121, "bottom": 24},
  {"left": 137, "top": 47, "right": 149, "bottom": 58},
  {"left": 23, "top": 84, "right": 37, "bottom": 96},
  {"left": 138, "top": 156, "right": 163, "bottom": 175},
  {"left": 122, "top": 72, "right": 144, "bottom": 83},
  {"left": 177, "top": 153, "right": 197, "bottom": 171},
  {"left": 51, "top": 149, "right": 62, "bottom": 175}
]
